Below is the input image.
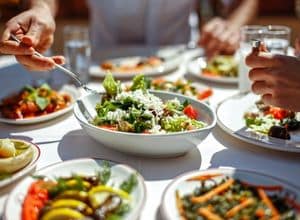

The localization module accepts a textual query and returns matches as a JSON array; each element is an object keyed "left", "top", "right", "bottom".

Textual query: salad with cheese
[{"left": 93, "top": 74, "right": 206, "bottom": 134}]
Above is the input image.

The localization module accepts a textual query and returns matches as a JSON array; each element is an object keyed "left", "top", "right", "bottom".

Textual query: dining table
[{"left": 0, "top": 49, "right": 300, "bottom": 220}]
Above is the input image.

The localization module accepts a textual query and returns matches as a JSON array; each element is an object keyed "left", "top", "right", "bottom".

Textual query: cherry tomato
[
  {"left": 99, "top": 125, "right": 118, "bottom": 131},
  {"left": 197, "top": 88, "right": 213, "bottom": 100},
  {"left": 183, "top": 105, "right": 198, "bottom": 119},
  {"left": 267, "top": 107, "right": 289, "bottom": 120}
]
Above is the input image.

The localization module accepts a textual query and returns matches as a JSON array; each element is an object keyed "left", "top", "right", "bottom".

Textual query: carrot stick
[
  {"left": 187, "top": 174, "right": 223, "bottom": 181},
  {"left": 198, "top": 207, "right": 224, "bottom": 220},
  {"left": 225, "top": 198, "right": 255, "bottom": 218},
  {"left": 257, "top": 188, "right": 279, "bottom": 217},
  {"left": 175, "top": 190, "right": 187, "bottom": 220},
  {"left": 255, "top": 208, "right": 265, "bottom": 218},
  {"left": 191, "top": 178, "right": 234, "bottom": 204}
]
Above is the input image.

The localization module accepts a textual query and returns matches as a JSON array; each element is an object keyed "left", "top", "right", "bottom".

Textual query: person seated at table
[
  {"left": 246, "top": 42, "right": 300, "bottom": 112},
  {"left": 0, "top": 0, "right": 258, "bottom": 71}
]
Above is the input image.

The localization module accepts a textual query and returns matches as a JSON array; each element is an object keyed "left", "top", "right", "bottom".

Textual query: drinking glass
[
  {"left": 264, "top": 25, "right": 290, "bottom": 55},
  {"left": 238, "top": 25, "right": 266, "bottom": 93},
  {"left": 64, "top": 26, "right": 91, "bottom": 84}
]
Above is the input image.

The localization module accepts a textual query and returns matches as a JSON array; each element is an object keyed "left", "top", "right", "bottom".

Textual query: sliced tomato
[
  {"left": 22, "top": 181, "right": 49, "bottom": 220},
  {"left": 183, "top": 105, "right": 198, "bottom": 119},
  {"left": 99, "top": 124, "right": 118, "bottom": 131},
  {"left": 197, "top": 88, "right": 213, "bottom": 100},
  {"left": 266, "top": 107, "right": 289, "bottom": 120}
]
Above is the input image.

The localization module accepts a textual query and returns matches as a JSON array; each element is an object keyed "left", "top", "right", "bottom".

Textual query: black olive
[{"left": 268, "top": 125, "right": 291, "bottom": 140}]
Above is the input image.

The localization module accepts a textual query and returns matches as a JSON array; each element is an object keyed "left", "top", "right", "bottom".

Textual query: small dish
[
  {"left": 0, "top": 84, "right": 80, "bottom": 125},
  {"left": 0, "top": 139, "right": 40, "bottom": 188}
]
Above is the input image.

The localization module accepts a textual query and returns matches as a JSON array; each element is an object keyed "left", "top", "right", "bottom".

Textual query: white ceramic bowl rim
[{"left": 74, "top": 90, "right": 217, "bottom": 137}]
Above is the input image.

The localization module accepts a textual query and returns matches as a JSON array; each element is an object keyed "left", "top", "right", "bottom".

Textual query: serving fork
[{"left": 10, "top": 34, "right": 98, "bottom": 94}]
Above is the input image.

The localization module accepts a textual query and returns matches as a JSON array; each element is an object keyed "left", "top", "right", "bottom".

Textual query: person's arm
[
  {"left": 0, "top": 0, "right": 64, "bottom": 71},
  {"left": 199, "top": 0, "right": 259, "bottom": 58},
  {"left": 227, "top": 0, "right": 258, "bottom": 29}
]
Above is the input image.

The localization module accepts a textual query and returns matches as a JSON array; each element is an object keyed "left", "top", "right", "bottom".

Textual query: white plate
[
  {"left": 217, "top": 92, "right": 300, "bottom": 153},
  {"left": 74, "top": 91, "right": 216, "bottom": 157},
  {"left": 161, "top": 168, "right": 300, "bottom": 220},
  {"left": 188, "top": 57, "right": 238, "bottom": 84},
  {"left": 0, "top": 139, "right": 40, "bottom": 188},
  {"left": 0, "top": 85, "right": 80, "bottom": 125},
  {"left": 4, "top": 158, "right": 146, "bottom": 220},
  {"left": 90, "top": 55, "right": 181, "bottom": 79}
]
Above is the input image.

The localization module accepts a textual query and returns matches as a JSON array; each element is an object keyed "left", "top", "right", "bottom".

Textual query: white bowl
[
  {"left": 161, "top": 168, "right": 300, "bottom": 220},
  {"left": 4, "top": 158, "right": 146, "bottom": 220},
  {"left": 74, "top": 91, "right": 216, "bottom": 157},
  {"left": 0, "top": 139, "right": 40, "bottom": 188}
]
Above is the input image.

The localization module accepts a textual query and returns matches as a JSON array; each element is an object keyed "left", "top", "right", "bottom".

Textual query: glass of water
[
  {"left": 64, "top": 26, "right": 91, "bottom": 84},
  {"left": 238, "top": 25, "right": 266, "bottom": 93},
  {"left": 264, "top": 25, "right": 290, "bottom": 55}
]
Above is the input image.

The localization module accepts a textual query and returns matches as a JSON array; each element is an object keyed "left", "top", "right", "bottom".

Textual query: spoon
[{"left": 10, "top": 34, "right": 98, "bottom": 94}]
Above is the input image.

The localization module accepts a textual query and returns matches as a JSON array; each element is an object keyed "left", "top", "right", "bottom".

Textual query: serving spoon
[{"left": 10, "top": 34, "right": 98, "bottom": 94}]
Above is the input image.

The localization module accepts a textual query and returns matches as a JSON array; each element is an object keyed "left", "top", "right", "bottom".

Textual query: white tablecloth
[{"left": 0, "top": 54, "right": 300, "bottom": 220}]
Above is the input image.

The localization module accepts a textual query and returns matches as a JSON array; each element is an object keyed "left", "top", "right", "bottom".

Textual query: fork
[{"left": 10, "top": 34, "right": 98, "bottom": 94}]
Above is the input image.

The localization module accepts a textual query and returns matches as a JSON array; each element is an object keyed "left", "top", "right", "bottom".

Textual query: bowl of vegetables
[
  {"left": 0, "top": 138, "right": 40, "bottom": 188},
  {"left": 74, "top": 74, "right": 216, "bottom": 157},
  {"left": 5, "top": 158, "right": 146, "bottom": 220},
  {"left": 161, "top": 168, "right": 300, "bottom": 220}
]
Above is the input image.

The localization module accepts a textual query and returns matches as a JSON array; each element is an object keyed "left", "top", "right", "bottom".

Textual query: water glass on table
[
  {"left": 64, "top": 26, "right": 91, "bottom": 85},
  {"left": 264, "top": 25, "right": 290, "bottom": 55},
  {"left": 238, "top": 25, "right": 266, "bottom": 93}
]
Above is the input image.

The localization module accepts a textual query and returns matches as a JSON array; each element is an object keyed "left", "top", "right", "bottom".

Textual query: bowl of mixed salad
[{"left": 74, "top": 74, "right": 216, "bottom": 157}]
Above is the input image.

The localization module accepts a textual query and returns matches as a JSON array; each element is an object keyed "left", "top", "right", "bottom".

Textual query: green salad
[{"left": 93, "top": 74, "right": 206, "bottom": 134}]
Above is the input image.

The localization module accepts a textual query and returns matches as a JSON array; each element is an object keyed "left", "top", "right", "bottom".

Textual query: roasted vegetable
[
  {"left": 22, "top": 163, "right": 137, "bottom": 220},
  {"left": 177, "top": 175, "right": 298, "bottom": 219}
]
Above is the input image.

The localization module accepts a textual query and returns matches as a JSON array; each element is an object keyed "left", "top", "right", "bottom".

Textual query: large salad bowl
[{"left": 74, "top": 91, "right": 216, "bottom": 157}]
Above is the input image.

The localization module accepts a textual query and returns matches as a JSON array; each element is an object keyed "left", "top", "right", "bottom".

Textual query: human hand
[
  {"left": 0, "top": 3, "right": 64, "bottom": 71},
  {"left": 246, "top": 44, "right": 300, "bottom": 111},
  {"left": 199, "top": 17, "right": 240, "bottom": 58}
]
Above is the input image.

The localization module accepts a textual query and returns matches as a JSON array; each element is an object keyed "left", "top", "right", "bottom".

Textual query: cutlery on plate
[{"left": 10, "top": 34, "right": 98, "bottom": 94}]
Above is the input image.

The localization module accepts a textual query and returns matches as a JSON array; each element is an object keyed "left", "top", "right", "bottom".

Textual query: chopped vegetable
[
  {"left": 176, "top": 175, "right": 298, "bottom": 219},
  {"left": 120, "top": 174, "right": 138, "bottom": 194},
  {"left": 183, "top": 105, "right": 198, "bottom": 120},
  {"left": 202, "top": 55, "right": 238, "bottom": 78},
  {"left": 0, "top": 84, "right": 71, "bottom": 119},
  {"left": 22, "top": 162, "right": 136, "bottom": 220},
  {"left": 103, "top": 73, "right": 121, "bottom": 97},
  {"left": 130, "top": 77, "right": 213, "bottom": 101},
  {"left": 93, "top": 74, "right": 207, "bottom": 133},
  {"left": 244, "top": 99, "right": 300, "bottom": 139}
]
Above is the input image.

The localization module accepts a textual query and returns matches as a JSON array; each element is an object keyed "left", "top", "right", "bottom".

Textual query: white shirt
[{"left": 87, "top": 0, "right": 195, "bottom": 49}]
